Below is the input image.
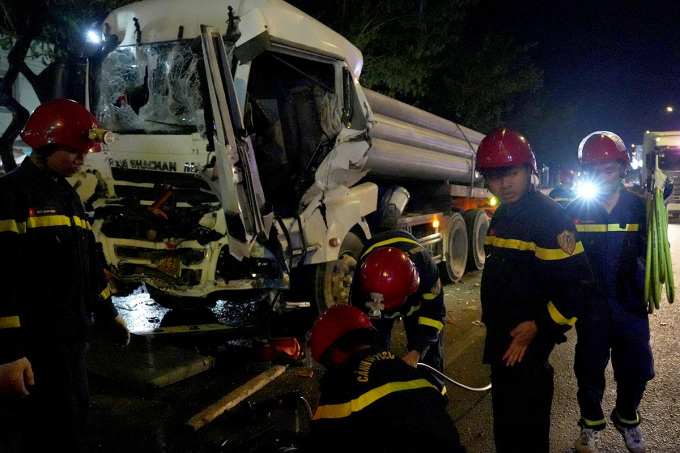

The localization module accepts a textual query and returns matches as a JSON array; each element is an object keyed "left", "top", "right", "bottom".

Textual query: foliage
[
  {"left": 289, "top": 0, "right": 544, "bottom": 133},
  {"left": 423, "top": 32, "right": 544, "bottom": 133},
  {"left": 289, "top": 0, "right": 473, "bottom": 98}
]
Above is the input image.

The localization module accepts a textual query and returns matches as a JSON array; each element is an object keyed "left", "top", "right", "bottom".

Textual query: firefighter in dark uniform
[
  {"left": 549, "top": 167, "right": 577, "bottom": 208},
  {"left": 0, "top": 99, "right": 130, "bottom": 452},
  {"left": 307, "top": 304, "right": 466, "bottom": 453},
  {"left": 350, "top": 230, "right": 446, "bottom": 387},
  {"left": 567, "top": 132, "right": 652, "bottom": 453},
  {"left": 477, "top": 129, "right": 593, "bottom": 453}
]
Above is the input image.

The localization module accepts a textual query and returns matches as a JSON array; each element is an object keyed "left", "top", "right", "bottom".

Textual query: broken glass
[{"left": 94, "top": 41, "right": 204, "bottom": 135}]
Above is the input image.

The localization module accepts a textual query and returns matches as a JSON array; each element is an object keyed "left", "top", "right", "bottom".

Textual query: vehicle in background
[{"left": 643, "top": 131, "right": 680, "bottom": 216}]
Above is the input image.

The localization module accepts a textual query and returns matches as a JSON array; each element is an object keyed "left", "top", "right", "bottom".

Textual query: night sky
[{"left": 469, "top": 0, "right": 680, "bottom": 168}]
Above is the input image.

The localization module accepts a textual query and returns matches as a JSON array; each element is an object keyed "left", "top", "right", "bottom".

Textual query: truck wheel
[
  {"left": 441, "top": 213, "right": 468, "bottom": 282},
  {"left": 464, "top": 209, "right": 489, "bottom": 270},
  {"left": 314, "top": 231, "right": 365, "bottom": 312}
]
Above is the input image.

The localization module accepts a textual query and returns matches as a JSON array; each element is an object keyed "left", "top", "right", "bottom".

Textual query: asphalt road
[{"left": 84, "top": 221, "right": 680, "bottom": 452}]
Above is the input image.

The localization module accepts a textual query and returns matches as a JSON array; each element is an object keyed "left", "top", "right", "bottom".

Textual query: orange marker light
[{"left": 432, "top": 219, "right": 440, "bottom": 229}]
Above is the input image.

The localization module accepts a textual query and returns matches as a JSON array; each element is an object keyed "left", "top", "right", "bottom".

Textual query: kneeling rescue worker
[
  {"left": 306, "top": 304, "right": 466, "bottom": 453},
  {"left": 567, "top": 132, "right": 652, "bottom": 453},
  {"left": 0, "top": 99, "right": 129, "bottom": 452},
  {"left": 477, "top": 128, "right": 593, "bottom": 453},
  {"left": 350, "top": 229, "right": 446, "bottom": 389}
]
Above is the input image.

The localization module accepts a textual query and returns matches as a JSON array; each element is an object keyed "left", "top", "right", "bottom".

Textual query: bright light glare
[
  {"left": 432, "top": 219, "right": 440, "bottom": 229},
  {"left": 86, "top": 30, "right": 101, "bottom": 44},
  {"left": 489, "top": 197, "right": 498, "bottom": 206},
  {"left": 577, "top": 181, "right": 599, "bottom": 199}
]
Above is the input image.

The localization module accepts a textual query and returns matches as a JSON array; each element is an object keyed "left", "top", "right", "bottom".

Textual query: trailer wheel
[
  {"left": 441, "top": 213, "right": 468, "bottom": 282},
  {"left": 314, "top": 231, "right": 365, "bottom": 312},
  {"left": 464, "top": 209, "right": 489, "bottom": 270}
]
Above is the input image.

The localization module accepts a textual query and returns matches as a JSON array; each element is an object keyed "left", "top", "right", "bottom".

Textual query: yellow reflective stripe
[
  {"left": 361, "top": 238, "right": 421, "bottom": 259},
  {"left": 553, "top": 198, "right": 571, "bottom": 201},
  {"left": 72, "top": 216, "right": 92, "bottom": 230},
  {"left": 614, "top": 410, "right": 640, "bottom": 425},
  {"left": 441, "top": 386, "right": 447, "bottom": 396},
  {"left": 484, "top": 236, "right": 584, "bottom": 260},
  {"left": 406, "top": 304, "right": 420, "bottom": 316},
  {"left": 576, "top": 224, "right": 639, "bottom": 232},
  {"left": 608, "top": 223, "right": 639, "bottom": 232},
  {"left": 418, "top": 316, "right": 443, "bottom": 331},
  {"left": 547, "top": 301, "right": 577, "bottom": 326},
  {"left": 1, "top": 215, "right": 92, "bottom": 233},
  {"left": 0, "top": 219, "right": 26, "bottom": 234},
  {"left": 0, "top": 316, "right": 21, "bottom": 329},
  {"left": 312, "top": 379, "right": 437, "bottom": 420},
  {"left": 99, "top": 286, "right": 111, "bottom": 300},
  {"left": 422, "top": 293, "right": 437, "bottom": 300},
  {"left": 27, "top": 215, "right": 72, "bottom": 228},
  {"left": 582, "top": 417, "right": 607, "bottom": 427}
]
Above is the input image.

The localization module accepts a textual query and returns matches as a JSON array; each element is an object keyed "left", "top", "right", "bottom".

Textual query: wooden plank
[{"left": 186, "top": 365, "right": 287, "bottom": 431}]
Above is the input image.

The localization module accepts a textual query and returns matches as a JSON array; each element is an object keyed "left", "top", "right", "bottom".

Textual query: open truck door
[{"left": 200, "top": 25, "right": 273, "bottom": 259}]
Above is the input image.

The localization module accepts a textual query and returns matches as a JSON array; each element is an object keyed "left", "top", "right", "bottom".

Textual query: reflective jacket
[
  {"left": 309, "top": 347, "right": 466, "bottom": 453},
  {"left": 350, "top": 230, "right": 445, "bottom": 357},
  {"left": 481, "top": 189, "right": 593, "bottom": 362},
  {"left": 0, "top": 159, "right": 117, "bottom": 364},
  {"left": 549, "top": 186, "right": 577, "bottom": 208},
  {"left": 565, "top": 188, "right": 647, "bottom": 315}
]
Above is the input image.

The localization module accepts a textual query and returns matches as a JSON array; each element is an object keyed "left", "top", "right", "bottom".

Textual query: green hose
[{"left": 645, "top": 188, "right": 674, "bottom": 313}]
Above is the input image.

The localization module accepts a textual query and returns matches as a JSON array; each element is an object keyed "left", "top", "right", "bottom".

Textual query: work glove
[
  {"left": 106, "top": 315, "right": 131, "bottom": 347},
  {"left": 0, "top": 357, "right": 34, "bottom": 397}
]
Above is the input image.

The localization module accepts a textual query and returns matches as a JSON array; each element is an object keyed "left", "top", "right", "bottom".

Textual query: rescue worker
[
  {"left": 566, "top": 132, "right": 652, "bottom": 453},
  {"left": 307, "top": 304, "right": 466, "bottom": 453},
  {"left": 0, "top": 99, "right": 130, "bottom": 452},
  {"left": 478, "top": 128, "right": 593, "bottom": 453},
  {"left": 349, "top": 229, "right": 446, "bottom": 388},
  {"left": 549, "top": 167, "right": 577, "bottom": 208}
]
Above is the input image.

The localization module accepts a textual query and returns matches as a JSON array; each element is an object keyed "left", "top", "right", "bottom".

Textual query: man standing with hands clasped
[
  {"left": 0, "top": 99, "right": 130, "bottom": 452},
  {"left": 477, "top": 128, "right": 593, "bottom": 453}
]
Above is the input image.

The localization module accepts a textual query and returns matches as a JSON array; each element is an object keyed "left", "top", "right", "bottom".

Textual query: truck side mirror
[{"left": 234, "top": 9, "right": 271, "bottom": 64}]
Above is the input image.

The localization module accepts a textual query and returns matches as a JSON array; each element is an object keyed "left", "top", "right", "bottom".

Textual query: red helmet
[
  {"left": 360, "top": 247, "right": 420, "bottom": 311},
  {"left": 559, "top": 168, "right": 575, "bottom": 185},
  {"left": 309, "top": 305, "right": 375, "bottom": 362},
  {"left": 578, "top": 131, "right": 630, "bottom": 166},
  {"left": 21, "top": 99, "right": 113, "bottom": 153},
  {"left": 476, "top": 128, "right": 537, "bottom": 174}
]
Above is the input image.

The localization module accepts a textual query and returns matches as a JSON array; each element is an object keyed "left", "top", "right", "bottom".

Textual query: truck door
[{"left": 200, "top": 25, "right": 273, "bottom": 259}]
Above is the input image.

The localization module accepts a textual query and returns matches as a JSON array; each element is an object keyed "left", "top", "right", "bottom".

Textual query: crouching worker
[
  {"left": 350, "top": 230, "right": 446, "bottom": 390},
  {"left": 305, "top": 305, "right": 466, "bottom": 453}
]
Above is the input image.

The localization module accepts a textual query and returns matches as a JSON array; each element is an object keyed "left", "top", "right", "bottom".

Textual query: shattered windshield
[{"left": 94, "top": 41, "right": 205, "bottom": 135}]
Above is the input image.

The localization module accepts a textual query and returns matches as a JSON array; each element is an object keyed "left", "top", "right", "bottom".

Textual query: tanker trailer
[{"left": 79, "top": 0, "right": 493, "bottom": 314}]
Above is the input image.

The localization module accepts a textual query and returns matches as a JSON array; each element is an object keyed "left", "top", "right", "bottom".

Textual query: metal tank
[{"left": 362, "top": 89, "right": 484, "bottom": 184}]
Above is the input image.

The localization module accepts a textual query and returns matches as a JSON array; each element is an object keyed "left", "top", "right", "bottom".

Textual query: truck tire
[
  {"left": 441, "top": 213, "right": 468, "bottom": 282},
  {"left": 313, "top": 231, "right": 365, "bottom": 312},
  {"left": 464, "top": 209, "right": 489, "bottom": 270}
]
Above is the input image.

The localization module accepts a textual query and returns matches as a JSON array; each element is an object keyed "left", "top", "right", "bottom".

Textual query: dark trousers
[
  {"left": 490, "top": 357, "right": 554, "bottom": 453},
  {"left": 0, "top": 340, "right": 89, "bottom": 453},
  {"left": 574, "top": 301, "right": 654, "bottom": 428},
  {"left": 372, "top": 316, "right": 445, "bottom": 388}
]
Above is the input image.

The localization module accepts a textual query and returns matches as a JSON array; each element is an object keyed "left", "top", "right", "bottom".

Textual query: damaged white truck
[{"left": 82, "top": 0, "right": 495, "bottom": 311}]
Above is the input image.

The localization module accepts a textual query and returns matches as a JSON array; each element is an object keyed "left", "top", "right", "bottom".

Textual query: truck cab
[
  {"left": 88, "top": 0, "right": 376, "bottom": 307},
  {"left": 643, "top": 131, "right": 680, "bottom": 216}
]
